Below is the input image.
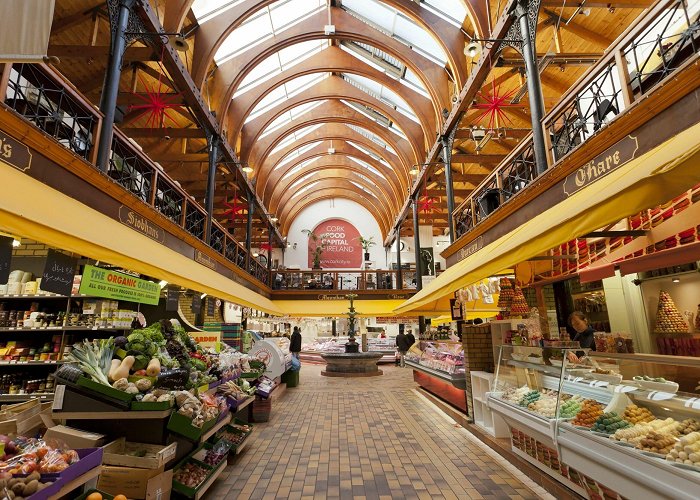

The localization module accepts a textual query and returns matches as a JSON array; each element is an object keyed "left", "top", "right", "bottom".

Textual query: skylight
[
  {"left": 235, "top": 40, "right": 330, "bottom": 98},
  {"left": 270, "top": 124, "right": 323, "bottom": 155},
  {"left": 347, "top": 141, "right": 394, "bottom": 168},
  {"left": 341, "top": 73, "right": 419, "bottom": 123},
  {"left": 350, "top": 180, "right": 379, "bottom": 199},
  {"left": 275, "top": 141, "right": 323, "bottom": 170},
  {"left": 214, "top": 0, "right": 325, "bottom": 64},
  {"left": 346, "top": 124, "right": 397, "bottom": 155},
  {"left": 289, "top": 171, "right": 316, "bottom": 190},
  {"left": 290, "top": 180, "right": 320, "bottom": 200},
  {"left": 246, "top": 73, "right": 330, "bottom": 123},
  {"left": 348, "top": 156, "right": 386, "bottom": 179},
  {"left": 281, "top": 157, "right": 321, "bottom": 180},
  {"left": 341, "top": 100, "right": 408, "bottom": 140},
  {"left": 342, "top": 0, "right": 448, "bottom": 66},
  {"left": 421, "top": 1, "right": 468, "bottom": 28},
  {"left": 259, "top": 100, "right": 326, "bottom": 139}
]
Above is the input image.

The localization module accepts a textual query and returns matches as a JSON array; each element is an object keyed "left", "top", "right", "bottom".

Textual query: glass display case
[
  {"left": 407, "top": 340, "right": 468, "bottom": 412},
  {"left": 488, "top": 345, "right": 700, "bottom": 499}
]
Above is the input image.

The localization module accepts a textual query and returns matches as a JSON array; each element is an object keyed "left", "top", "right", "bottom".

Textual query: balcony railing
[
  {"left": 1, "top": 63, "right": 267, "bottom": 287},
  {"left": 270, "top": 269, "right": 437, "bottom": 292},
  {"left": 453, "top": 0, "right": 700, "bottom": 241}
]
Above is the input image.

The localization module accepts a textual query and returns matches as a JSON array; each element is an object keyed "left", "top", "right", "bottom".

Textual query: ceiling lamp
[
  {"left": 168, "top": 34, "right": 190, "bottom": 52},
  {"left": 242, "top": 165, "right": 253, "bottom": 173},
  {"left": 409, "top": 167, "right": 419, "bottom": 175},
  {"left": 464, "top": 41, "right": 481, "bottom": 58},
  {"left": 270, "top": 216, "right": 278, "bottom": 222}
]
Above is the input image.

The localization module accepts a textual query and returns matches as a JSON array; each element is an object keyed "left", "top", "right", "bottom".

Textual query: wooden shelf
[
  {"left": 48, "top": 465, "right": 101, "bottom": 500},
  {"left": 52, "top": 409, "right": 171, "bottom": 420},
  {"left": 193, "top": 459, "right": 227, "bottom": 500},
  {"left": 200, "top": 414, "right": 232, "bottom": 443},
  {"left": 0, "top": 392, "right": 54, "bottom": 402},
  {"left": 234, "top": 396, "right": 254, "bottom": 412}
]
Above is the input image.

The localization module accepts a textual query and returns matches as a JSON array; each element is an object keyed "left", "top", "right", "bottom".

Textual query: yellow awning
[
  {"left": 0, "top": 160, "right": 283, "bottom": 315},
  {"left": 274, "top": 299, "right": 417, "bottom": 317},
  {"left": 395, "top": 121, "right": 700, "bottom": 314}
]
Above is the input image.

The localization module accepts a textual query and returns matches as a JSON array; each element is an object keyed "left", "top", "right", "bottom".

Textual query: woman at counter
[{"left": 567, "top": 311, "right": 596, "bottom": 361}]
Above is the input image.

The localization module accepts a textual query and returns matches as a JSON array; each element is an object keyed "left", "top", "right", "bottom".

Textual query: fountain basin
[{"left": 320, "top": 352, "right": 384, "bottom": 377}]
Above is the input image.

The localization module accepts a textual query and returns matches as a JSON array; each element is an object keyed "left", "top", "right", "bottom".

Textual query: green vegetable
[
  {"left": 133, "top": 355, "right": 150, "bottom": 371},
  {"left": 66, "top": 338, "right": 115, "bottom": 386},
  {"left": 128, "top": 332, "right": 146, "bottom": 344}
]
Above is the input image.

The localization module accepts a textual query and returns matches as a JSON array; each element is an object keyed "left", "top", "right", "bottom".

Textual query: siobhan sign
[{"left": 309, "top": 219, "right": 363, "bottom": 268}]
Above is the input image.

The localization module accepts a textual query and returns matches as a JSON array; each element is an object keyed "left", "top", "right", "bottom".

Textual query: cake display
[
  {"left": 497, "top": 278, "right": 514, "bottom": 311},
  {"left": 654, "top": 291, "right": 688, "bottom": 333},
  {"left": 508, "top": 285, "right": 530, "bottom": 317}
]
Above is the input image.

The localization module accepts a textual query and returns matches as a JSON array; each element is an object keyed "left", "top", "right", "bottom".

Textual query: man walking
[
  {"left": 396, "top": 330, "right": 410, "bottom": 367},
  {"left": 290, "top": 326, "right": 302, "bottom": 359}
]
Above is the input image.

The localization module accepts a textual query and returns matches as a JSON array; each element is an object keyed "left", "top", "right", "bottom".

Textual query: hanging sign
[
  {"left": 40, "top": 249, "right": 77, "bottom": 296},
  {"left": 166, "top": 287, "right": 180, "bottom": 311},
  {"left": 191, "top": 294, "right": 202, "bottom": 314},
  {"left": 206, "top": 297, "right": 216, "bottom": 316},
  {"left": 0, "top": 236, "right": 13, "bottom": 284},
  {"left": 450, "top": 299, "right": 463, "bottom": 321},
  {"left": 309, "top": 219, "right": 363, "bottom": 269},
  {"left": 78, "top": 265, "right": 160, "bottom": 305}
]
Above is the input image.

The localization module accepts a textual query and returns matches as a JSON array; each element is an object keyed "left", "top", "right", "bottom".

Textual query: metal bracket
[
  {"left": 503, "top": 0, "right": 543, "bottom": 53},
  {"left": 106, "top": 0, "right": 146, "bottom": 46}
]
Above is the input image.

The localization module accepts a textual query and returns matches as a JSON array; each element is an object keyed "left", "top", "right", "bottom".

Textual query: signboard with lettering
[
  {"left": 118, "top": 206, "right": 165, "bottom": 243},
  {"left": 40, "top": 250, "right": 77, "bottom": 296},
  {"left": 0, "top": 236, "right": 12, "bottom": 284},
  {"left": 191, "top": 294, "right": 202, "bottom": 314},
  {"left": 450, "top": 298, "right": 463, "bottom": 321},
  {"left": 194, "top": 250, "right": 217, "bottom": 270},
  {"left": 78, "top": 265, "right": 160, "bottom": 305},
  {"left": 309, "top": 218, "right": 363, "bottom": 269},
  {"left": 166, "top": 287, "right": 180, "bottom": 311},
  {"left": 563, "top": 135, "right": 639, "bottom": 196},
  {"left": 0, "top": 133, "right": 32, "bottom": 172}
]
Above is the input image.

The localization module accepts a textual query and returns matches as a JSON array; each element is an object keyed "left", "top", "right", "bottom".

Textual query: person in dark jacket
[
  {"left": 290, "top": 326, "right": 302, "bottom": 359},
  {"left": 406, "top": 329, "right": 416, "bottom": 348},
  {"left": 396, "top": 331, "right": 411, "bottom": 367},
  {"left": 567, "top": 311, "right": 596, "bottom": 361}
]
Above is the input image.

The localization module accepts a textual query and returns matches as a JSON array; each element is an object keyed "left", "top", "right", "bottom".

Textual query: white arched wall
[{"left": 284, "top": 198, "right": 385, "bottom": 269}]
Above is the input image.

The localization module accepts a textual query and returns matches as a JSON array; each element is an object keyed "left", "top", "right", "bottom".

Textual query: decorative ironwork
[
  {"left": 4, "top": 64, "right": 97, "bottom": 160},
  {"left": 154, "top": 177, "right": 183, "bottom": 224},
  {"left": 500, "top": 139, "right": 537, "bottom": 201},
  {"left": 455, "top": 204, "right": 475, "bottom": 239},
  {"left": 623, "top": 0, "right": 700, "bottom": 97},
  {"left": 106, "top": 0, "right": 146, "bottom": 46},
  {"left": 210, "top": 225, "right": 225, "bottom": 254},
  {"left": 224, "top": 239, "right": 238, "bottom": 264},
  {"left": 473, "top": 176, "right": 500, "bottom": 224},
  {"left": 548, "top": 63, "right": 623, "bottom": 161},
  {"left": 185, "top": 206, "right": 206, "bottom": 240},
  {"left": 106, "top": 136, "right": 152, "bottom": 203},
  {"left": 503, "top": 0, "right": 542, "bottom": 52}
]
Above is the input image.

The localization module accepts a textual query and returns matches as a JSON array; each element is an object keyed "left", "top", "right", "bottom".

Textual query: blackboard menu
[
  {"left": 206, "top": 296, "right": 215, "bottom": 316},
  {"left": 40, "top": 249, "right": 77, "bottom": 296},
  {"left": 0, "top": 236, "right": 12, "bottom": 284},
  {"left": 166, "top": 287, "right": 179, "bottom": 311},
  {"left": 191, "top": 293, "right": 202, "bottom": 314}
]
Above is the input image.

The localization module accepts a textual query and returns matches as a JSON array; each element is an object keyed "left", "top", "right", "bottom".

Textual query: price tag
[
  {"left": 52, "top": 385, "right": 66, "bottom": 411},
  {"left": 647, "top": 391, "right": 675, "bottom": 401},
  {"left": 614, "top": 385, "right": 638, "bottom": 394},
  {"left": 589, "top": 380, "right": 609, "bottom": 388}
]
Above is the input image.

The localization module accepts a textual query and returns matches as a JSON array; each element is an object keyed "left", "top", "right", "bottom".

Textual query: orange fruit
[
  {"left": 86, "top": 493, "right": 102, "bottom": 500},
  {"left": 113, "top": 495, "right": 128, "bottom": 500}
]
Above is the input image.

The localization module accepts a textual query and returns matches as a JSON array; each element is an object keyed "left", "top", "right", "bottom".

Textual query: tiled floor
[{"left": 208, "top": 365, "right": 553, "bottom": 500}]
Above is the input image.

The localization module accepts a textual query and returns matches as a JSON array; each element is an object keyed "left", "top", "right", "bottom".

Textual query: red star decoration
[
  {"left": 259, "top": 243, "right": 272, "bottom": 253},
  {"left": 128, "top": 73, "right": 183, "bottom": 128},
  {"left": 221, "top": 197, "right": 248, "bottom": 225},
  {"left": 474, "top": 84, "right": 520, "bottom": 130},
  {"left": 418, "top": 195, "right": 436, "bottom": 214}
]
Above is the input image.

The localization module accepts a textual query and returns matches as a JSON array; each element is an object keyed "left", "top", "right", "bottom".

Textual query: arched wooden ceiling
[{"left": 173, "top": 0, "right": 478, "bottom": 239}]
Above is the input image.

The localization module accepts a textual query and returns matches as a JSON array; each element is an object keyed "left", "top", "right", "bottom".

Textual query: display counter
[
  {"left": 407, "top": 341, "right": 467, "bottom": 412},
  {"left": 488, "top": 344, "right": 700, "bottom": 499}
]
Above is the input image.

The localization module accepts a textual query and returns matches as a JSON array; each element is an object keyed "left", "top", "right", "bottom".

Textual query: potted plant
[
  {"left": 357, "top": 236, "right": 376, "bottom": 261},
  {"left": 302, "top": 229, "right": 326, "bottom": 269}
]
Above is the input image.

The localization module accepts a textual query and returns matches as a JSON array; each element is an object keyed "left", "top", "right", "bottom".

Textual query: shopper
[
  {"left": 396, "top": 330, "right": 410, "bottom": 367},
  {"left": 290, "top": 326, "right": 302, "bottom": 359},
  {"left": 568, "top": 311, "right": 596, "bottom": 361},
  {"left": 406, "top": 329, "right": 416, "bottom": 347}
]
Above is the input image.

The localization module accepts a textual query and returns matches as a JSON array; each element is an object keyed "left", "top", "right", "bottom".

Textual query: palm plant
[{"left": 302, "top": 229, "right": 326, "bottom": 269}]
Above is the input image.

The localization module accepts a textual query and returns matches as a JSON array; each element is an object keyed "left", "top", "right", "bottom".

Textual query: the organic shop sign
[
  {"left": 118, "top": 206, "right": 165, "bottom": 243},
  {"left": 0, "top": 133, "right": 32, "bottom": 172},
  {"left": 310, "top": 218, "right": 362, "bottom": 268},
  {"left": 563, "top": 135, "right": 638, "bottom": 196},
  {"left": 79, "top": 265, "right": 161, "bottom": 305}
]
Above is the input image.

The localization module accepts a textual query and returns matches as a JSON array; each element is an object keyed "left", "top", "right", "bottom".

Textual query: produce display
[
  {"left": 173, "top": 391, "right": 225, "bottom": 428},
  {"left": 173, "top": 462, "right": 210, "bottom": 489},
  {"left": 218, "top": 429, "right": 248, "bottom": 446},
  {"left": 654, "top": 291, "right": 688, "bottom": 333},
  {"left": 622, "top": 404, "right": 655, "bottom": 425},
  {"left": 590, "top": 412, "right": 631, "bottom": 434},
  {"left": 636, "top": 431, "right": 677, "bottom": 455},
  {"left": 218, "top": 380, "right": 255, "bottom": 400},
  {"left": 0, "top": 436, "right": 79, "bottom": 476},
  {"left": 558, "top": 396, "right": 584, "bottom": 419},
  {"left": 0, "top": 472, "right": 53, "bottom": 498},
  {"left": 201, "top": 442, "right": 230, "bottom": 467},
  {"left": 572, "top": 400, "right": 605, "bottom": 428},
  {"left": 667, "top": 431, "right": 700, "bottom": 466}
]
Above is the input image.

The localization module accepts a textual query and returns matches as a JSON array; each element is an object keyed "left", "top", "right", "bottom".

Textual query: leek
[{"left": 66, "top": 338, "right": 115, "bottom": 386}]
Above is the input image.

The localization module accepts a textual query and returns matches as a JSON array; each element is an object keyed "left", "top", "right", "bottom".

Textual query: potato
[
  {"left": 11, "top": 482, "right": 25, "bottom": 495},
  {"left": 7, "top": 478, "right": 22, "bottom": 488},
  {"left": 22, "top": 479, "right": 39, "bottom": 496},
  {"left": 26, "top": 472, "right": 40, "bottom": 482},
  {"left": 4, "top": 490, "right": 14, "bottom": 499}
]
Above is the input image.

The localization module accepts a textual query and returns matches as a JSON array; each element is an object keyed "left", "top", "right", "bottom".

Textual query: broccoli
[{"left": 114, "top": 336, "right": 128, "bottom": 349}]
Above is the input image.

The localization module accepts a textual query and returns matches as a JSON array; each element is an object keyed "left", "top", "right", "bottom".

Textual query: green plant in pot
[
  {"left": 357, "top": 236, "right": 376, "bottom": 262},
  {"left": 302, "top": 229, "right": 326, "bottom": 269}
]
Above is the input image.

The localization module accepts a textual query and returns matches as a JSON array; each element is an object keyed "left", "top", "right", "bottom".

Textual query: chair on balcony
[{"left": 593, "top": 98, "right": 618, "bottom": 131}]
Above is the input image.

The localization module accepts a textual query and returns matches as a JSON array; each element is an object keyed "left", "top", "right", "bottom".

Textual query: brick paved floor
[{"left": 207, "top": 364, "right": 553, "bottom": 500}]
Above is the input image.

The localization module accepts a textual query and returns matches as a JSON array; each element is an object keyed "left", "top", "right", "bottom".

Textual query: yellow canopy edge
[
  {"left": 0, "top": 161, "right": 283, "bottom": 315},
  {"left": 394, "top": 123, "right": 700, "bottom": 314},
  {"left": 274, "top": 299, "right": 423, "bottom": 317}
]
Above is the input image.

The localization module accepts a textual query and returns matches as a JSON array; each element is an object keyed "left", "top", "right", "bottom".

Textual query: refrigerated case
[
  {"left": 406, "top": 340, "right": 467, "bottom": 412},
  {"left": 248, "top": 338, "right": 292, "bottom": 379},
  {"left": 489, "top": 344, "right": 700, "bottom": 499}
]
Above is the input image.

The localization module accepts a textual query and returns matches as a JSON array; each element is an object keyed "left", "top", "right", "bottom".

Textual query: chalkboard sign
[
  {"left": 191, "top": 293, "right": 202, "bottom": 314},
  {"left": 40, "top": 250, "right": 77, "bottom": 296},
  {"left": 0, "top": 236, "right": 12, "bottom": 284},
  {"left": 206, "top": 297, "right": 215, "bottom": 316},
  {"left": 166, "top": 287, "right": 179, "bottom": 311}
]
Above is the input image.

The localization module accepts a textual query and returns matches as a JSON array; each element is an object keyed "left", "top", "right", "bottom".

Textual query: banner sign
[
  {"left": 78, "top": 265, "right": 160, "bottom": 305},
  {"left": 309, "top": 218, "right": 363, "bottom": 269}
]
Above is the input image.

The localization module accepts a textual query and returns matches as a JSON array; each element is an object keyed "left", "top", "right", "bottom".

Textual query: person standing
[
  {"left": 406, "top": 329, "right": 416, "bottom": 348},
  {"left": 290, "top": 326, "right": 302, "bottom": 359},
  {"left": 396, "top": 330, "right": 410, "bottom": 367},
  {"left": 567, "top": 311, "right": 596, "bottom": 361}
]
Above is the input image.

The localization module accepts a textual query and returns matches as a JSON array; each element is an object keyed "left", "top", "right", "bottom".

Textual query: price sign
[
  {"left": 0, "top": 236, "right": 12, "bottom": 284},
  {"left": 207, "top": 297, "right": 215, "bottom": 316},
  {"left": 191, "top": 294, "right": 202, "bottom": 314},
  {"left": 40, "top": 249, "right": 76, "bottom": 296},
  {"left": 589, "top": 380, "right": 609, "bottom": 388},
  {"left": 166, "top": 287, "right": 179, "bottom": 311}
]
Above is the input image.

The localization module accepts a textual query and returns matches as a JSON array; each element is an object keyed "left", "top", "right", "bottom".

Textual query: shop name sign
[
  {"left": 194, "top": 250, "right": 217, "bottom": 270},
  {"left": 563, "top": 135, "right": 639, "bottom": 196},
  {"left": 79, "top": 265, "right": 161, "bottom": 305},
  {"left": 118, "top": 206, "right": 165, "bottom": 243},
  {"left": 459, "top": 236, "right": 483, "bottom": 260},
  {"left": 0, "top": 133, "right": 32, "bottom": 172}
]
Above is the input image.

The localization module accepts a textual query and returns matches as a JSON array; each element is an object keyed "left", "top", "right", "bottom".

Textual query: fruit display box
[
  {"left": 171, "top": 456, "right": 226, "bottom": 498},
  {"left": 76, "top": 377, "right": 134, "bottom": 403},
  {"left": 167, "top": 412, "right": 217, "bottom": 441},
  {"left": 74, "top": 489, "right": 115, "bottom": 500},
  {"left": 212, "top": 423, "right": 252, "bottom": 452},
  {"left": 40, "top": 447, "right": 103, "bottom": 483},
  {"left": 102, "top": 438, "right": 177, "bottom": 469},
  {"left": 129, "top": 399, "right": 174, "bottom": 411}
]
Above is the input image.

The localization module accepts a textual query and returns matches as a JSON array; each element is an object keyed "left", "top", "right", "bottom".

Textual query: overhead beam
[
  {"left": 117, "top": 93, "right": 187, "bottom": 106},
  {"left": 498, "top": 53, "right": 601, "bottom": 67},
  {"left": 541, "top": 0, "right": 652, "bottom": 7},
  {"left": 48, "top": 45, "right": 156, "bottom": 62},
  {"left": 451, "top": 153, "right": 505, "bottom": 164},
  {"left": 543, "top": 11, "right": 612, "bottom": 48},
  {"left": 51, "top": 2, "right": 105, "bottom": 34},
  {"left": 121, "top": 128, "right": 206, "bottom": 138}
]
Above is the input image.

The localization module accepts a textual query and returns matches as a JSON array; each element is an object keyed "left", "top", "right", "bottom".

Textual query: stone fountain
[{"left": 320, "top": 294, "right": 383, "bottom": 377}]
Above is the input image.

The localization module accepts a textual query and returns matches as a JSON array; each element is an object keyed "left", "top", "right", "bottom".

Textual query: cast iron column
[
  {"left": 267, "top": 227, "right": 273, "bottom": 272},
  {"left": 245, "top": 195, "right": 254, "bottom": 272},
  {"left": 395, "top": 228, "right": 403, "bottom": 290},
  {"left": 442, "top": 136, "right": 456, "bottom": 243},
  {"left": 204, "top": 136, "right": 219, "bottom": 244},
  {"left": 96, "top": 0, "right": 135, "bottom": 172},
  {"left": 412, "top": 196, "right": 423, "bottom": 291},
  {"left": 515, "top": 0, "right": 548, "bottom": 174}
]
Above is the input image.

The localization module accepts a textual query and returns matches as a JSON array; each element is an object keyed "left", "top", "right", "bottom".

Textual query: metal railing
[
  {"left": 2, "top": 63, "right": 267, "bottom": 287},
  {"left": 453, "top": 0, "right": 700, "bottom": 241},
  {"left": 272, "top": 269, "right": 407, "bottom": 291}
]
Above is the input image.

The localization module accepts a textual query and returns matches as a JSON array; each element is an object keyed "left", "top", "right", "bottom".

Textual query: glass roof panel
[
  {"left": 191, "top": 0, "right": 246, "bottom": 22},
  {"left": 347, "top": 141, "right": 394, "bottom": 169},
  {"left": 290, "top": 180, "right": 320, "bottom": 200},
  {"left": 235, "top": 40, "right": 329, "bottom": 98},
  {"left": 270, "top": 124, "right": 323, "bottom": 155},
  {"left": 350, "top": 181, "right": 379, "bottom": 199},
  {"left": 422, "top": 1, "right": 467, "bottom": 28},
  {"left": 342, "top": 0, "right": 448, "bottom": 65},
  {"left": 342, "top": 73, "right": 419, "bottom": 123},
  {"left": 348, "top": 156, "right": 386, "bottom": 179},
  {"left": 346, "top": 124, "right": 397, "bottom": 156},
  {"left": 260, "top": 100, "right": 326, "bottom": 139},
  {"left": 282, "top": 157, "right": 321, "bottom": 180},
  {"left": 246, "top": 73, "right": 330, "bottom": 123},
  {"left": 275, "top": 141, "right": 323, "bottom": 170}
]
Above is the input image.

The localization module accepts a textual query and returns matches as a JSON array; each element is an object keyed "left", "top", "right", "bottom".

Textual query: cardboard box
[
  {"left": 103, "top": 438, "right": 177, "bottom": 469},
  {"left": 43, "top": 424, "right": 107, "bottom": 449},
  {"left": 98, "top": 465, "right": 172, "bottom": 500}
]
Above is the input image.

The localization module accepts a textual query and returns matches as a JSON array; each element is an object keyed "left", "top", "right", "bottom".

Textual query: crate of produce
[
  {"left": 74, "top": 489, "right": 116, "bottom": 500},
  {"left": 102, "top": 437, "right": 177, "bottom": 469},
  {"left": 76, "top": 376, "right": 134, "bottom": 403},
  {"left": 171, "top": 457, "right": 226, "bottom": 498},
  {"left": 213, "top": 422, "right": 253, "bottom": 453},
  {"left": 129, "top": 399, "right": 174, "bottom": 411},
  {"left": 191, "top": 441, "right": 231, "bottom": 468},
  {"left": 167, "top": 411, "right": 218, "bottom": 441}
]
